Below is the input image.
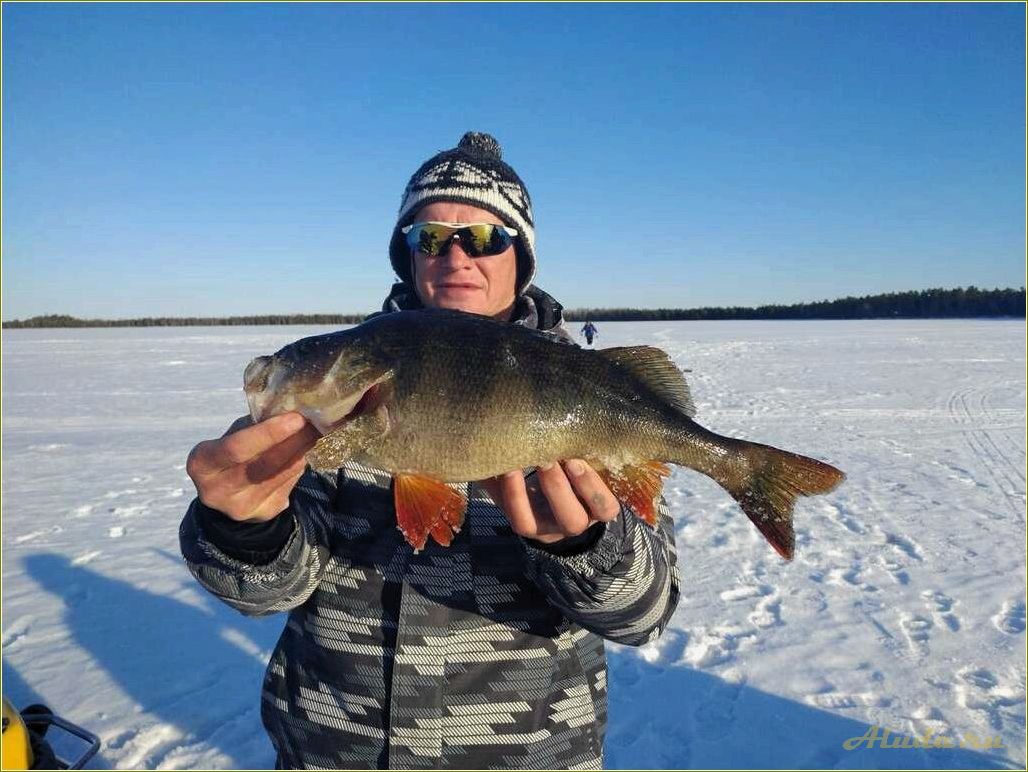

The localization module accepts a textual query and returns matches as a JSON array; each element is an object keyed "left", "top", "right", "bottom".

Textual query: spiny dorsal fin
[{"left": 597, "top": 346, "right": 695, "bottom": 417}]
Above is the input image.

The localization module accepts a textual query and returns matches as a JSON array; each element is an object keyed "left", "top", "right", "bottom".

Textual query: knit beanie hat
[{"left": 388, "top": 131, "right": 537, "bottom": 296}]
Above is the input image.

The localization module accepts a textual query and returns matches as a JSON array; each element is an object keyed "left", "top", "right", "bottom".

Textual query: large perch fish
[{"left": 243, "top": 310, "right": 845, "bottom": 558}]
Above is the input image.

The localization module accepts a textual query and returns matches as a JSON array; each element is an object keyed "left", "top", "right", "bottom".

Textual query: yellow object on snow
[
  {"left": 2, "top": 696, "right": 99, "bottom": 770},
  {"left": 2, "top": 697, "right": 33, "bottom": 770}
]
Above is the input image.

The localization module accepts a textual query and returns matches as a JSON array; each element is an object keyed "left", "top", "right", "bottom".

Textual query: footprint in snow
[
  {"left": 71, "top": 550, "right": 102, "bottom": 566},
  {"left": 684, "top": 626, "right": 756, "bottom": 669},
  {"left": 805, "top": 690, "right": 892, "bottom": 709},
  {"left": 109, "top": 505, "right": 148, "bottom": 518},
  {"left": 878, "top": 556, "right": 910, "bottom": 585},
  {"left": 883, "top": 530, "right": 924, "bottom": 562},
  {"left": 692, "top": 679, "right": 742, "bottom": 740},
  {"left": 638, "top": 628, "right": 688, "bottom": 667},
  {"left": 13, "top": 525, "right": 63, "bottom": 544},
  {"left": 992, "top": 598, "right": 1026, "bottom": 635},
  {"left": 749, "top": 595, "right": 783, "bottom": 629},
  {"left": 826, "top": 562, "right": 877, "bottom": 593},
  {"left": 955, "top": 666, "right": 1026, "bottom": 733},
  {"left": 909, "top": 704, "right": 951, "bottom": 740},
  {"left": 710, "top": 532, "right": 729, "bottom": 549},
  {"left": 719, "top": 584, "right": 771, "bottom": 602},
  {"left": 14, "top": 530, "right": 47, "bottom": 544},
  {"left": 960, "top": 668, "right": 999, "bottom": 690},
  {"left": 921, "top": 589, "right": 961, "bottom": 632},
  {"left": 2, "top": 616, "right": 33, "bottom": 649},
  {"left": 900, "top": 613, "right": 933, "bottom": 654},
  {"left": 823, "top": 501, "right": 868, "bottom": 535}
]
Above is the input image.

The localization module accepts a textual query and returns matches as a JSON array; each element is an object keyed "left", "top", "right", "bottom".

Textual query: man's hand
[
  {"left": 186, "top": 412, "right": 321, "bottom": 523},
  {"left": 480, "top": 460, "right": 620, "bottom": 544}
]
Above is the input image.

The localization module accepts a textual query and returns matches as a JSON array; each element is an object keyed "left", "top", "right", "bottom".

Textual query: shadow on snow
[
  {"left": 14, "top": 552, "right": 1017, "bottom": 770},
  {"left": 604, "top": 648, "right": 1015, "bottom": 770},
  {"left": 21, "top": 552, "right": 283, "bottom": 769}
]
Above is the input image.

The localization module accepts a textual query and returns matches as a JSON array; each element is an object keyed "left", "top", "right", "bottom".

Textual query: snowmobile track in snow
[{"left": 946, "top": 386, "right": 1026, "bottom": 523}]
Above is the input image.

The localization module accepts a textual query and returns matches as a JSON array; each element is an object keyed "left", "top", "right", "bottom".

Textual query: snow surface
[{"left": 2, "top": 320, "right": 1025, "bottom": 770}]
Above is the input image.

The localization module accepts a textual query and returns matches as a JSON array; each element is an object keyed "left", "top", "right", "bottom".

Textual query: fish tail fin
[{"left": 726, "top": 442, "right": 845, "bottom": 560}]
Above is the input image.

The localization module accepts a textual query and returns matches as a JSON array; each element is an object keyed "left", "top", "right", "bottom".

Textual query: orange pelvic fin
[
  {"left": 598, "top": 461, "right": 670, "bottom": 526},
  {"left": 393, "top": 473, "right": 467, "bottom": 551}
]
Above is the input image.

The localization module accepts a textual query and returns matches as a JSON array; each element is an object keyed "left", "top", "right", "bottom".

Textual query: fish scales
[{"left": 359, "top": 313, "right": 667, "bottom": 480}]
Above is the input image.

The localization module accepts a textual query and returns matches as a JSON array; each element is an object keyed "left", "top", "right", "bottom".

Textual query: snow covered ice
[{"left": 2, "top": 320, "right": 1024, "bottom": 770}]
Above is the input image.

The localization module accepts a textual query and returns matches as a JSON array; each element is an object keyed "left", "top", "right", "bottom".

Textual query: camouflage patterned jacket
[{"left": 179, "top": 286, "right": 681, "bottom": 769}]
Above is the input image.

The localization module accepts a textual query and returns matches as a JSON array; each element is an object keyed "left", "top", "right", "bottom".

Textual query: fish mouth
[
  {"left": 244, "top": 357, "right": 277, "bottom": 423},
  {"left": 244, "top": 354, "right": 392, "bottom": 435},
  {"left": 318, "top": 380, "right": 387, "bottom": 436},
  {"left": 243, "top": 356, "right": 273, "bottom": 394}
]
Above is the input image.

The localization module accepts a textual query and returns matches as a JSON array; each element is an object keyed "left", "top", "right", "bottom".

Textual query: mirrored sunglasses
[{"left": 402, "top": 221, "right": 519, "bottom": 258}]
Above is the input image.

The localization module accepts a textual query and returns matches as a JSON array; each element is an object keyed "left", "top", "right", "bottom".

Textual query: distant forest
[
  {"left": 563, "top": 286, "right": 1026, "bottom": 322},
  {"left": 3, "top": 286, "right": 1024, "bottom": 328}
]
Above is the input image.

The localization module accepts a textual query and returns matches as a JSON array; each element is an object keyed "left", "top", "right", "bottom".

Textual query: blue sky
[{"left": 2, "top": 3, "right": 1024, "bottom": 319}]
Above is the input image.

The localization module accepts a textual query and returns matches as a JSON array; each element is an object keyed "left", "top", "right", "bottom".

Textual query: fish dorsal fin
[{"left": 597, "top": 346, "right": 695, "bottom": 417}]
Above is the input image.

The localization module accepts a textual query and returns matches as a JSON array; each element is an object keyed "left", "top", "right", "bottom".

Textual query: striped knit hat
[{"left": 388, "top": 132, "right": 537, "bottom": 296}]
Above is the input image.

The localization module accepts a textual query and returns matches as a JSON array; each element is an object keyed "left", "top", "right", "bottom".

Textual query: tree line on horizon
[
  {"left": 2, "top": 286, "right": 1024, "bottom": 328},
  {"left": 563, "top": 286, "right": 1026, "bottom": 322}
]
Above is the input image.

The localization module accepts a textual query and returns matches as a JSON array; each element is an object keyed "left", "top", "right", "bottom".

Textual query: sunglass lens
[
  {"left": 464, "top": 224, "right": 512, "bottom": 256},
  {"left": 464, "top": 224, "right": 494, "bottom": 256},
  {"left": 406, "top": 223, "right": 448, "bottom": 256}
]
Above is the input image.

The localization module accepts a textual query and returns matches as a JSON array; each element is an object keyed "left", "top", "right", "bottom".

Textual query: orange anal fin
[
  {"left": 393, "top": 474, "right": 467, "bottom": 551},
  {"left": 429, "top": 492, "right": 466, "bottom": 547},
  {"left": 598, "top": 461, "right": 670, "bottom": 526}
]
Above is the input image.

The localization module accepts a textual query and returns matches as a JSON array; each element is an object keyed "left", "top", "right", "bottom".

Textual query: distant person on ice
[
  {"left": 180, "top": 132, "right": 680, "bottom": 770},
  {"left": 581, "top": 319, "right": 598, "bottom": 346}
]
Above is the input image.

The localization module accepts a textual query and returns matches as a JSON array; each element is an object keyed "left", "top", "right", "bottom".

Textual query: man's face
[{"left": 411, "top": 202, "right": 518, "bottom": 320}]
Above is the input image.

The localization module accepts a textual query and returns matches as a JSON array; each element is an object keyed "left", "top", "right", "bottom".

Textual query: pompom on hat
[{"left": 388, "top": 131, "right": 537, "bottom": 295}]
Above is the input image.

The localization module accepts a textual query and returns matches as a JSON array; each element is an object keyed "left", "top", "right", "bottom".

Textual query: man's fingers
[
  {"left": 480, "top": 475, "right": 545, "bottom": 539},
  {"left": 209, "top": 453, "right": 307, "bottom": 520},
  {"left": 481, "top": 463, "right": 617, "bottom": 541},
  {"left": 235, "top": 456, "right": 308, "bottom": 522},
  {"left": 261, "top": 462, "right": 307, "bottom": 514},
  {"left": 208, "top": 412, "right": 311, "bottom": 471},
  {"left": 218, "top": 431, "right": 313, "bottom": 494},
  {"left": 536, "top": 464, "right": 590, "bottom": 536},
  {"left": 562, "top": 460, "right": 620, "bottom": 522},
  {"left": 495, "top": 471, "right": 537, "bottom": 537},
  {"left": 222, "top": 414, "right": 256, "bottom": 437},
  {"left": 478, "top": 477, "right": 504, "bottom": 507},
  {"left": 241, "top": 422, "right": 321, "bottom": 484}
]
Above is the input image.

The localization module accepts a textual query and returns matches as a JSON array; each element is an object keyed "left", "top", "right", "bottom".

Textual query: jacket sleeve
[
  {"left": 179, "top": 468, "right": 338, "bottom": 617},
  {"left": 520, "top": 497, "right": 681, "bottom": 646}
]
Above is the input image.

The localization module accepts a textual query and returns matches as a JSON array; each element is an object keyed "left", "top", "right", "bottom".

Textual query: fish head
[{"left": 243, "top": 330, "right": 392, "bottom": 436}]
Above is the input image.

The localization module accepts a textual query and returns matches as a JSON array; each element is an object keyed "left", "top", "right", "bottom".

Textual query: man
[
  {"left": 580, "top": 320, "right": 599, "bottom": 346},
  {"left": 180, "top": 132, "right": 681, "bottom": 770}
]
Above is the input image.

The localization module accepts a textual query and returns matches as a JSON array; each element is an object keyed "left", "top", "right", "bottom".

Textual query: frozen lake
[{"left": 2, "top": 319, "right": 1025, "bottom": 769}]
